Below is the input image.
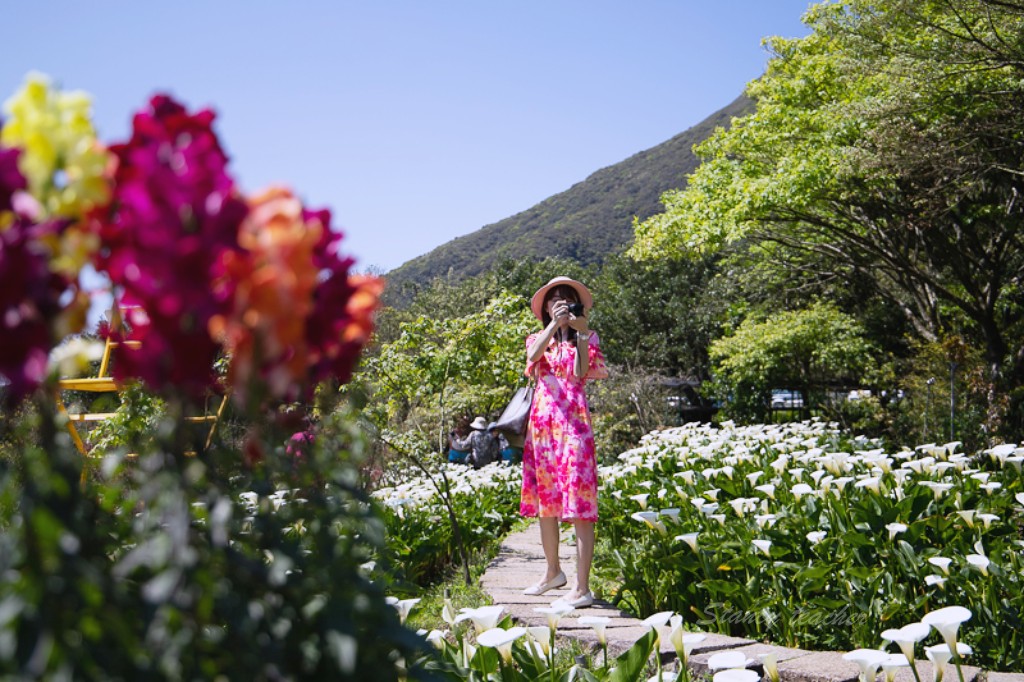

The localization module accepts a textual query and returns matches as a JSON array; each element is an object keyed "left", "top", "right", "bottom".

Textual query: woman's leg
[
  {"left": 539, "top": 516, "right": 562, "bottom": 581},
  {"left": 572, "top": 519, "right": 595, "bottom": 597}
]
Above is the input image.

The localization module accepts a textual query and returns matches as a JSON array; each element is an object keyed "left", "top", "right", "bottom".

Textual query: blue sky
[{"left": 3, "top": 1, "right": 812, "bottom": 274}]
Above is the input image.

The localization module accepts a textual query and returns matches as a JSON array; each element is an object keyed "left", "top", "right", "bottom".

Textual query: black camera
[{"left": 567, "top": 302, "right": 585, "bottom": 316}]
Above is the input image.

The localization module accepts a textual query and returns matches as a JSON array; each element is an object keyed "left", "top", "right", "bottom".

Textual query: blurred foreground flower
[
  {"left": 1, "top": 72, "right": 110, "bottom": 221},
  {"left": 212, "top": 186, "right": 382, "bottom": 404},
  {"left": 94, "top": 94, "right": 248, "bottom": 397},
  {"left": 0, "top": 212, "right": 88, "bottom": 400}
]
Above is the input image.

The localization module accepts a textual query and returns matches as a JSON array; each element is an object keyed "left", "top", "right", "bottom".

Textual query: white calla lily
[
  {"left": 476, "top": 626, "right": 526, "bottom": 663},
  {"left": 708, "top": 651, "right": 750, "bottom": 671},
  {"left": 881, "top": 622, "right": 930, "bottom": 663},
  {"left": 966, "top": 554, "right": 990, "bottom": 576},
  {"left": 921, "top": 606, "right": 972, "bottom": 652},
  {"left": 525, "top": 625, "right": 553, "bottom": 655},
  {"left": 676, "top": 532, "right": 699, "bottom": 551},
  {"left": 425, "top": 629, "right": 447, "bottom": 650},
  {"left": 386, "top": 597, "right": 421, "bottom": 625},
  {"left": 668, "top": 613, "right": 706, "bottom": 664},
  {"left": 791, "top": 483, "right": 814, "bottom": 500},
  {"left": 843, "top": 648, "right": 889, "bottom": 682},
  {"left": 455, "top": 605, "right": 506, "bottom": 633},
  {"left": 534, "top": 603, "right": 575, "bottom": 630},
  {"left": 925, "top": 642, "right": 972, "bottom": 682},
  {"left": 855, "top": 476, "right": 882, "bottom": 495},
  {"left": 976, "top": 513, "right": 999, "bottom": 529},
  {"left": 759, "top": 652, "right": 780, "bottom": 682},
  {"left": 713, "top": 670, "right": 759, "bottom": 682},
  {"left": 632, "top": 511, "right": 668, "bottom": 535},
  {"left": 630, "top": 493, "right": 650, "bottom": 509},
  {"left": 577, "top": 616, "right": 611, "bottom": 646},
  {"left": 885, "top": 523, "right": 907, "bottom": 540},
  {"left": 882, "top": 654, "right": 909, "bottom": 682}
]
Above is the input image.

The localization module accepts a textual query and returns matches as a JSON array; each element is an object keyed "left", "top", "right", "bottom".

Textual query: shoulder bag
[{"left": 492, "top": 386, "right": 534, "bottom": 436}]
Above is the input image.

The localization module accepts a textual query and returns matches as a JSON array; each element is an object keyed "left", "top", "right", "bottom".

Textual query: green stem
[
  {"left": 907, "top": 658, "right": 923, "bottom": 682},
  {"left": 549, "top": 628, "right": 556, "bottom": 682},
  {"left": 952, "top": 654, "right": 965, "bottom": 682}
]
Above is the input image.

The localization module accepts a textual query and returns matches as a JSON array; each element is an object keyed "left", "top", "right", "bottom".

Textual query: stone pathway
[{"left": 480, "top": 524, "right": 1022, "bottom": 682}]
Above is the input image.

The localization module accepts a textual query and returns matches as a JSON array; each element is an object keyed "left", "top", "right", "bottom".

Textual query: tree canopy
[
  {"left": 709, "top": 302, "right": 880, "bottom": 420},
  {"left": 631, "top": 0, "right": 1024, "bottom": 435}
]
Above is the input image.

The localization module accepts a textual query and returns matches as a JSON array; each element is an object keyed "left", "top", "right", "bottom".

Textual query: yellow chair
[{"left": 55, "top": 302, "right": 228, "bottom": 458}]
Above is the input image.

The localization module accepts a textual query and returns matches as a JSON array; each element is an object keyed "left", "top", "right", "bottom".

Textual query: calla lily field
[{"left": 374, "top": 419, "right": 1024, "bottom": 677}]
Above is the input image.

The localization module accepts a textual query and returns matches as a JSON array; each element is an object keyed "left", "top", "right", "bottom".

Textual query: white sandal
[
  {"left": 522, "top": 571, "right": 567, "bottom": 596},
  {"left": 552, "top": 590, "right": 594, "bottom": 608}
]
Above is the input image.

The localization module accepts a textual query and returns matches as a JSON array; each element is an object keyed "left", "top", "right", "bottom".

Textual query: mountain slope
[{"left": 387, "top": 93, "right": 752, "bottom": 291}]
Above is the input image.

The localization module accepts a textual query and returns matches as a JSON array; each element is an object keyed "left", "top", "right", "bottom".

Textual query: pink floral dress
[{"left": 520, "top": 331, "right": 608, "bottom": 522}]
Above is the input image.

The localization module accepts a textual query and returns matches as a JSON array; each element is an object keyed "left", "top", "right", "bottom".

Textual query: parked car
[{"left": 770, "top": 389, "right": 804, "bottom": 409}]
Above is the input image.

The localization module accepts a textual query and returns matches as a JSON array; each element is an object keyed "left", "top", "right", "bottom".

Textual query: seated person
[
  {"left": 452, "top": 416, "right": 499, "bottom": 468},
  {"left": 495, "top": 426, "right": 524, "bottom": 465},
  {"left": 447, "top": 422, "right": 471, "bottom": 464}
]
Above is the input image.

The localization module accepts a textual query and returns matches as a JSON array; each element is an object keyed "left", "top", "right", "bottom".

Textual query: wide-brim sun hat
[
  {"left": 470, "top": 416, "right": 488, "bottom": 430},
  {"left": 530, "top": 276, "right": 593, "bottom": 321}
]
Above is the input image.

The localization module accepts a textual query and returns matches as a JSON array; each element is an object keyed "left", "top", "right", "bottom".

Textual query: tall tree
[
  {"left": 631, "top": 0, "right": 1024, "bottom": 437},
  {"left": 592, "top": 252, "right": 731, "bottom": 380}
]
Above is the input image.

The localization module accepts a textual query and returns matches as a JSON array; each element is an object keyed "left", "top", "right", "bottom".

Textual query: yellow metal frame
[{"left": 55, "top": 302, "right": 228, "bottom": 461}]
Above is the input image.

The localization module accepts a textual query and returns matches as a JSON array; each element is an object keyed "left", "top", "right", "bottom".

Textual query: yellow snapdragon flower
[{"left": 1, "top": 72, "right": 110, "bottom": 221}]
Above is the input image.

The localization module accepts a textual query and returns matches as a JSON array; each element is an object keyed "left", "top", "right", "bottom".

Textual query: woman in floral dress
[{"left": 520, "top": 277, "right": 608, "bottom": 608}]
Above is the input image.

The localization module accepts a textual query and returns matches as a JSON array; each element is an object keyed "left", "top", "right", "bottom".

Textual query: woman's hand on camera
[{"left": 551, "top": 301, "right": 570, "bottom": 325}]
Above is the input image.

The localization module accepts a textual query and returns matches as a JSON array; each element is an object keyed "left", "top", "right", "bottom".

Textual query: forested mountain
[{"left": 385, "top": 93, "right": 752, "bottom": 296}]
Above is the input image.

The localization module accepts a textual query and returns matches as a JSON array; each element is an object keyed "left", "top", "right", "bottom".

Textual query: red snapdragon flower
[
  {"left": 94, "top": 95, "right": 248, "bottom": 398},
  {"left": 0, "top": 217, "right": 83, "bottom": 401},
  {"left": 1, "top": 146, "right": 90, "bottom": 401},
  {"left": 0, "top": 146, "right": 26, "bottom": 213}
]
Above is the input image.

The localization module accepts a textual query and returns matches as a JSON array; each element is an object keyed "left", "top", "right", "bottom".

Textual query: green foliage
[
  {"left": 709, "top": 302, "right": 880, "bottom": 421},
  {"left": 592, "top": 253, "right": 730, "bottom": 380},
  {"left": 376, "top": 465, "right": 523, "bottom": 586},
  {"left": 588, "top": 369, "right": 686, "bottom": 464},
  {"left": 358, "top": 292, "right": 538, "bottom": 456},
  {"left": 0, "top": 398, "right": 425, "bottom": 680},
  {"left": 87, "top": 382, "right": 166, "bottom": 452}
]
